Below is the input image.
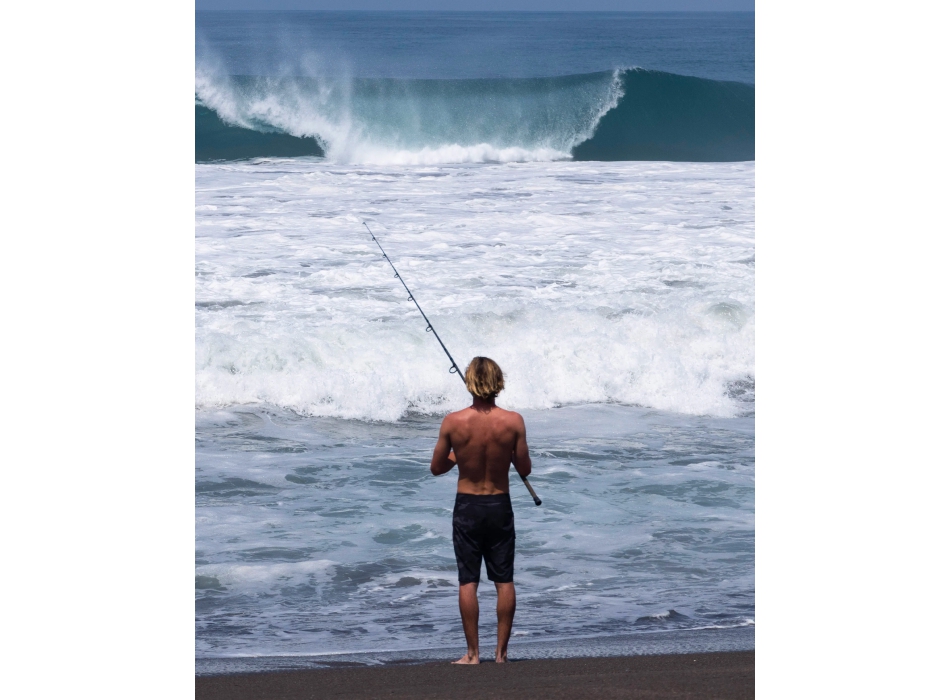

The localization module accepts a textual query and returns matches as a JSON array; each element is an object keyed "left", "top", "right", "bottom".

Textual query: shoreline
[
  {"left": 196, "top": 625, "right": 753, "bottom": 676},
  {"left": 196, "top": 650, "right": 753, "bottom": 700}
]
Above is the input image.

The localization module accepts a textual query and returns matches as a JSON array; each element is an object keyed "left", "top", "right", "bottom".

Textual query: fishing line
[{"left": 363, "top": 221, "right": 542, "bottom": 506}]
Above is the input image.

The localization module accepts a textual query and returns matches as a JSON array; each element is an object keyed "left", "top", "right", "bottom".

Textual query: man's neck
[{"left": 471, "top": 396, "right": 496, "bottom": 412}]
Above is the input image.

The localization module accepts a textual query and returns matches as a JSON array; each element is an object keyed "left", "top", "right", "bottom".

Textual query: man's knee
[{"left": 494, "top": 582, "right": 515, "bottom": 602}]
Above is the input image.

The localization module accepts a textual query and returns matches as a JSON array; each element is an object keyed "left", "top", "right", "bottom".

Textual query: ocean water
[
  {"left": 195, "top": 13, "right": 754, "bottom": 669},
  {"left": 196, "top": 12, "right": 754, "bottom": 82},
  {"left": 196, "top": 12, "right": 754, "bottom": 163}
]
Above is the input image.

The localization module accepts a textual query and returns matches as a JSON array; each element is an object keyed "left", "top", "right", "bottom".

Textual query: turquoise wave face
[
  {"left": 196, "top": 106, "right": 324, "bottom": 161},
  {"left": 574, "top": 70, "right": 754, "bottom": 162},
  {"left": 195, "top": 69, "right": 753, "bottom": 164}
]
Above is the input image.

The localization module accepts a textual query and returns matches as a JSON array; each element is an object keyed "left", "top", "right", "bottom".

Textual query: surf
[{"left": 195, "top": 69, "right": 753, "bottom": 164}]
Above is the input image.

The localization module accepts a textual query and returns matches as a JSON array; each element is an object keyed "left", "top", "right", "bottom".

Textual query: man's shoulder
[
  {"left": 441, "top": 408, "right": 470, "bottom": 425},
  {"left": 497, "top": 407, "right": 525, "bottom": 427}
]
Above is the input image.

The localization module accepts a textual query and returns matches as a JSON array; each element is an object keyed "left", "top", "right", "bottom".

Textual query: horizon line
[{"left": 195, "top": 9, "right": 754, "bottom": 13}]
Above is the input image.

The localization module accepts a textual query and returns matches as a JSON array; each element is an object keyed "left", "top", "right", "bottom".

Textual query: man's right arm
[
  {"left": 430, "top": 417, "right": 456, "bottom": 476},
  {"left": 511, "top": 414, "right": 532, "bottom": 479}
]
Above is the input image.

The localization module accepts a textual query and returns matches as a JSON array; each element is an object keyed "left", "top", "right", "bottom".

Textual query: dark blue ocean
[
  {"left": 197, "top": 12, "right": 753, "bottom": 82},
  {"left": 195, "top": 12, "right": 753, "bottom": 163},
  {"left": 195, "top": 12, "right": 754, "bottom": 673}
]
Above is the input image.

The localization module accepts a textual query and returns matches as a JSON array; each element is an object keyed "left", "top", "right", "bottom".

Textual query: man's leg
[
  {"left": 453, "top": 582, "right": 480, "bottom": 664},
  {"left": 494, "top": 582, "right": 515, "bottom": 663}
]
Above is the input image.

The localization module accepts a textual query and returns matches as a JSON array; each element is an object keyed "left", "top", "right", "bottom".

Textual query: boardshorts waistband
[{"left": 454, "top": 493, "right": 512, "bottom": 506}]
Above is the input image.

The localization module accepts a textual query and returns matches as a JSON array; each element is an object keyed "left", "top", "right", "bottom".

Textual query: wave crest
[{"left": 196, "top": 68, "right": 624, "bottom": 164}]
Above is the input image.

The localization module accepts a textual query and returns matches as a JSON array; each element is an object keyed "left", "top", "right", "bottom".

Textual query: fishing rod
[{"left": 363, "top": 221, "right": 542, "bottom": 506}]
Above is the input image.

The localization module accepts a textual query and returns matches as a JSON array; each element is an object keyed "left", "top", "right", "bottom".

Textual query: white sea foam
[
  {"left": 326, "top": 143, "right": 572, "bottom": 166},
  {"left": 196, "top": 160, "right": 754, "bottom": 420}
]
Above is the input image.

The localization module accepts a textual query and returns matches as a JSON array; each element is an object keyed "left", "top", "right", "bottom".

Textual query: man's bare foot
[
  {"left": 452, "top": 652, "right": 479, "bottom": 665},
  {"left": 495, "top": 649, "right": 508, "bottom": 663}
]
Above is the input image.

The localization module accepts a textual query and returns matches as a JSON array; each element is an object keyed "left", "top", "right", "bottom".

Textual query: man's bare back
[{"left": 429, "top": 397, "right": 532, "bottom": 492}]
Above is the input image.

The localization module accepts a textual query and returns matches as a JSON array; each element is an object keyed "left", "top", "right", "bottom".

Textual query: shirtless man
[{"left": 430, "top": 356, "right": 532, "bottom": 665}]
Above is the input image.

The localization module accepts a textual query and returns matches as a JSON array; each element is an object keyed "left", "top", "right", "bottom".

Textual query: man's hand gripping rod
[{"left": 363, "top": 222, "right": 542, "bottom": 506}]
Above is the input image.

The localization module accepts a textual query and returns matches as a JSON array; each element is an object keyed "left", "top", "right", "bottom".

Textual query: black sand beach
[{"left": 196, "top": 650, "right": 753, "bottom": 699}]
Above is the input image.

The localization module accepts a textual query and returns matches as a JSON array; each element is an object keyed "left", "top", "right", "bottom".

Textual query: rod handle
[{"left": 521, "top": 476, "right": 542, "bottom": 506}]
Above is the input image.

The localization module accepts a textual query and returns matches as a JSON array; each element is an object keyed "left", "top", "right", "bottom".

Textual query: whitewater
[
  {"left": 196, "top": 158, "right": 754, "bottom": 667},
  {"left": 196, "top": 160, "right": 753, "bottom": 421}
]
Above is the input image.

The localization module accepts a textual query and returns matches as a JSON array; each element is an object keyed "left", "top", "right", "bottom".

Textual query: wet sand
[{"left": 196, "top": 650, "right": 753, "bottom": 699}]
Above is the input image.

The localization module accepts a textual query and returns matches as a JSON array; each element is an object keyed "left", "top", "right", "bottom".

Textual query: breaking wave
[{"left": 195, "top": 69, "right": 753, "bottom": 164}]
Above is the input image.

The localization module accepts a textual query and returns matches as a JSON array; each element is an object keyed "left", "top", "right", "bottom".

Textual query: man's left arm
[{"left": 430, "top": 418, "right": 457, "bottom": 476}]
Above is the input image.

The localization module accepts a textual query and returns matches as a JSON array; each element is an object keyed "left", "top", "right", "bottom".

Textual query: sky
[{"left": 196, "top": 2, "right": 754, "bottom": 11}]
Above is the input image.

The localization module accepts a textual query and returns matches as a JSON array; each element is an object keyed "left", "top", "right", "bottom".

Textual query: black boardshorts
[{"left": 452, "top": 493, "right": 515, "bottom": 584}]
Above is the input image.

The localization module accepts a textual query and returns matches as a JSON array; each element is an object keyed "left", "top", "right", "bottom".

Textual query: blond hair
[{"left": 464, "top": 357, "right": 505, "bottom": 399}]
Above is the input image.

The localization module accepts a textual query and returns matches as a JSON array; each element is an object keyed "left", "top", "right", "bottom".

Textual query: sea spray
[{"left": 196, "top": 69, "right": 626, "bottom": 164}]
